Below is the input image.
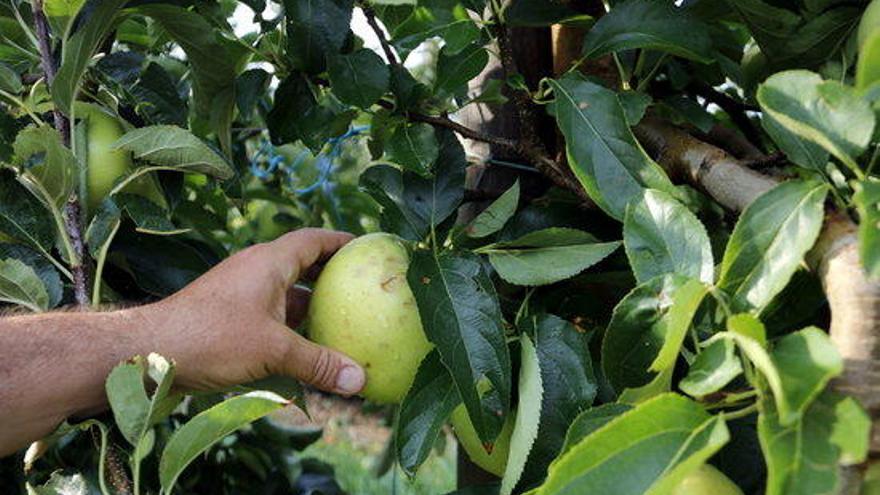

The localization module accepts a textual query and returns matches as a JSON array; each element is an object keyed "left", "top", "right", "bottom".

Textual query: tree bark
[{"left": 635, "top": 119, "right": 880, "bottom": 491}]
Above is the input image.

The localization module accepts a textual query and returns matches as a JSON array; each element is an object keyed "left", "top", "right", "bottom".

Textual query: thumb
[{"left": 277, "top": 328, "right": 366, "bottom": 396}]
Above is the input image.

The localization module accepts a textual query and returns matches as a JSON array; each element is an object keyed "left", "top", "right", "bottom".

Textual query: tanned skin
[{"left": 0, "top": 228, "right": 366, "bottom": 457}]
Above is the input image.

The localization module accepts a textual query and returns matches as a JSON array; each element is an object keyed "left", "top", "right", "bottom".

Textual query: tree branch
[
  {"left": 360, "top": 4, "right": 399, "bottom": 66},
  {"left": 636, "top": 118, "right": 880, "bottom": 459},
  {"left": 359, "top": 10, "right": 591, "bottom": 203},
  {"left": 31, "top": 0, "right": 89, "bottom": 307}
]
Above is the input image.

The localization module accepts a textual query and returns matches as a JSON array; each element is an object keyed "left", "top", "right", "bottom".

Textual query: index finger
[{"left": 268, "top": 228, "right": 355, "bottom": 284}]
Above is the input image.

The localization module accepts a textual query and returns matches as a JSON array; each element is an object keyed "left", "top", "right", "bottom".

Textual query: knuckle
[{"left": 308, "top": 349, "right": 339, "bottom": 390}]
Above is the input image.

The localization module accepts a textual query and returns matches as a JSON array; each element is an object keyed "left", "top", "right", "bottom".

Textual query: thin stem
[
  {"left": 91, "top": 219, "right": 120, "bottom": 307},
  {"left": 723, "top": 403, "right": 759, "bottom": 421},
  {"left": 0, "top": 90, "right": 46, "bottom": 125},
  {"left": 636, "top": 54, "right": 668, "bottom": 93}
]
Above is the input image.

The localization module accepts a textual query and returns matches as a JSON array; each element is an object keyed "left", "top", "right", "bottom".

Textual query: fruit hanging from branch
[{"left": 307, "top": 232, "right": 433, "bottom": 404}]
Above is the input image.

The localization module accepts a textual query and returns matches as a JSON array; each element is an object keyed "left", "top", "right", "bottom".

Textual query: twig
[
  {"left": 360, "top": 4, "right": 398, "bottom": 66},
  {"left": 30, "top": 2, "right": 90, "bottom": 304},
  {"left": 361, "top": 3, "right": 591, "bottom": 203},
  {"left": 490, "top": 8, "right": 592, "bottom": 203},
  {"left": 408, "top": 112, "right": 519, "bottom": 151}
]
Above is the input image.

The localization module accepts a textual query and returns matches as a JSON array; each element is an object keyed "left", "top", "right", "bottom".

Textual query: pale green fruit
[
  {"left": 450, "top": 405, "right": 514, "bottom": 477},
  {"left": 308, "top": 233, "right": 432, "bottom": 403},
  {"left": 75, "top": 102, "right": 166, "bottom": 214},
  {"left": 672, "top": 465, "right": 743, "bottom": 495}
]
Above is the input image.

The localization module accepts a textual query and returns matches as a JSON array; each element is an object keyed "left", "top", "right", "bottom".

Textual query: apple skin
[
  {"left": 307, "top": 233, "right": 433, "bottom": 404},
  {"left": 672, "top": 465, "right": 743, "bottom": 495},
  {"left": 450, "top": 405, "right": 514, "bottom": 477},
  {"left": 75, "top": 102, "right": 166, "bottom": 214}
]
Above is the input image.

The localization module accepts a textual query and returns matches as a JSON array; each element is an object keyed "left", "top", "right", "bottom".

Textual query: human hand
[{"left": 137, "top": 228, "right": 365, "bottom": 396}]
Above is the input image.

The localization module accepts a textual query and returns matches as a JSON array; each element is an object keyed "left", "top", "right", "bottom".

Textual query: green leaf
[
  {"left": 435, "top": 45, "right": 489, "bottom": 95},
  {"left": 284, "top": 0, "right": 354, "bottom": 73},
  {"left": 500, "top": 335, "right": 542, "bottom": 495},
  {"left": 13, "top": 125, "right": 77, "bottom": 208},
  {"left": 854, "top": 180, "right": 880, "bottom": 279},
  {"left": 135, "top": 5, "right": 248, "bottom": 154},
  {"left": 857, "top": 31, "right": 880, "bottom": 90},
  {"left": 830, "top": 395, "right": 871, "bottom": 465},
  {"left": 391, "top": 1, "right": 480, "bottom": 58},
  {"left": 0, "top": 257, "right": 48, "bottom": 312},
  {"left": 717, "top": 180, "right": 828, "bottom": 313},
  {"left": 481, "top": 228, "right": 620, "bottom": 286},
  {"left": 407, "top": 249, "right": 511, "bottom": 444},
  {"left": 235, "top": 68, "right": 270, "bottom": 122},
  {"left": 623, "top": 189, "right": 714, "bottom": 284},
  {"left": 759, "top": 391, "right": 865, "bottom": 495},
  {"left": 360, "top": 129, "right": 465, "bottom": 241},
  {"left": 601, "top": 275, "right": 706, "bottom": 394},
  {"left": 51, "top": 0, "right": 128, "bottom": 113},
  {"left": 266, "top": 74, "right": 356, "bottom": 151},
  {"left": 112, "top": 126, "right": 234, "bottom": 179},
  {"left": 328, "top": 49, "right": 390, "bottom": 109},
  {"left": 85, "top": 199, "right": 122, "bottom": 258},
  {"left": 718, "top": 326, "right": 840, "bottom": 426},
  {"left": 159, "top": 391, "right": 289, "bottom": 493},
  {"left": 538, "top": 394, "right": 729, "bottom": 495},
  {"left": 106, "top": 354, "right": 180, "bottom": 449},
  {"left": 727, "top": 313, "right": 767, "bottom": 346},
  {"left": 680, "top": 339, "right": 743, "bottom": 398},
  {"left": 758, "top": 71, "right": 875, "bottom": 173},
  {"left": 519, "top": 314, "right": 598, "bottom": 488},
  {"left": 556, "top": 403, "right": 632, "bottom": 459},
  {"left": 0, "top": 61, "right": 22, "bottom": 94},
  {"left": 761, "top": 113, "right": 829, "bottom": 172},
  {"left": 466, "top": 180, "right": 520, "bottom": 238},
  {"left": 548, "top": 73, "right": 675, "bottom": 220},
  {"left": 582, "top": 0, "right": 713, "bottom": 63},
  {"left": 106, "top": 359, "right": 151, "bottom": 446},
  {"left": 386, "top": 123, "right": 439, "bottom": 176},
  {"left": 116, "top": 194, "right": 187, "bottom": 235},
  {"left": 770, "top": 327, "right": 842, "bottom": 424},
  {"left": 0, "top": 243, "right": 62, "bottom": 308},
  {"left": 0, "top": 170, "right": 56, "bottom": 256},
  {"left": 43, "top": 0, "right": 86, "bottom": 19},
  {"left": 396, "top": 350, "right": 461, "bottom": 476}
]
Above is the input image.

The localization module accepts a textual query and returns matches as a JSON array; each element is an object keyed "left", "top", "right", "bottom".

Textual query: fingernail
[{"left": 335, "top": 365, "right": 365, "bottom": 395}]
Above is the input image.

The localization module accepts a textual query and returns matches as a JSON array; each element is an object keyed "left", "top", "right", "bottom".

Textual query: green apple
[
  {"left": 859, "top": 0, "right": 880, "bottom": 50},
  {"left": 450, "top": 405, "right": 514, "bottom": 477},
  {"left": 672, "top": 465, "right": 743, "bottom": 495},
  {"left": 307, "top": 233, "right": 433, "bottom": 404},
  {"left": 75, "top": 102, "right": 166, "bottom": 214}
]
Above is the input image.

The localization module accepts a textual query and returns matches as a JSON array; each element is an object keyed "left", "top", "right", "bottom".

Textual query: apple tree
[{"left": 0, "top": 0, "right": 879, "bottom": 494}]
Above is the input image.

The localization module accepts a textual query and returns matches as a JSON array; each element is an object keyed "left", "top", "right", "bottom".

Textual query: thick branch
[
  {"left": 636, "top": 118, "right": 880, "bottom": 456},
  {"left": 31, "top": 0, "right": 89, "bottom": 307}
]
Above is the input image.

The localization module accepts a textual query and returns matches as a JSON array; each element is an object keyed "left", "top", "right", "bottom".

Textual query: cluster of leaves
[{"left": 1, "top": 0, "right": 879, "bottom": 494}]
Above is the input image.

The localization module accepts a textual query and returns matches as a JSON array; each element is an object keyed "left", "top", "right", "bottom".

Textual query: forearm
[{"left": 0, "top": 307, "right": 154, "bottom": 457}]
